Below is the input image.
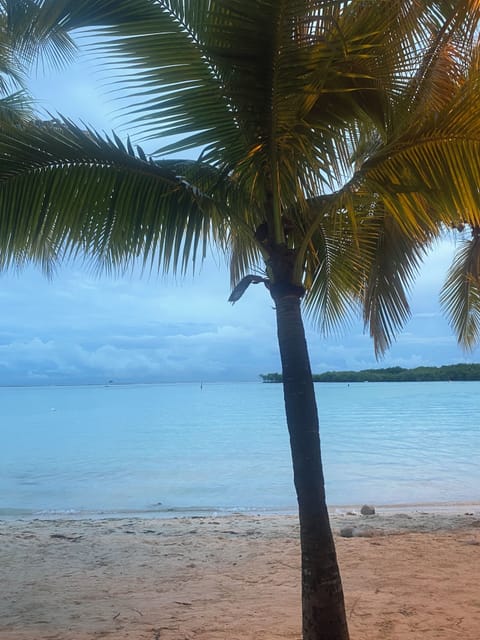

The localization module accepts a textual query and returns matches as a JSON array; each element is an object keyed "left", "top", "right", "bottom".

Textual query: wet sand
[{"left": 1, "top": 508, "right": 480, "bottom": 639}]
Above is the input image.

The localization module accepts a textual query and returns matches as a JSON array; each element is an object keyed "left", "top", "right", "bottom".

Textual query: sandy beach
[{"left": 1, "top": 508, "right": 479, "bottom": 640}]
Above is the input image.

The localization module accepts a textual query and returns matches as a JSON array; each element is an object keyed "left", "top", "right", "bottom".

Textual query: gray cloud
[{"left": 1, "top": 239, "right": 478, "bottom": 387}]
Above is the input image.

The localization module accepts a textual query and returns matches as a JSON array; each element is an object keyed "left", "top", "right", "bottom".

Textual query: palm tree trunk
[{"left": 274, "top": 292, "right": 349, "bottom": 640}]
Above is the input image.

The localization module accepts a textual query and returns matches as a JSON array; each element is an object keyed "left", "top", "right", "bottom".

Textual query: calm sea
[{"left": 0, "top": 381, "right": 478, "bottom": 519}]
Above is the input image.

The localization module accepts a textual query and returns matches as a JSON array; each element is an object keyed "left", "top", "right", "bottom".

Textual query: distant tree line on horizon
[{"left": 260, "top": 363, "right": 480, "bottom": 383}]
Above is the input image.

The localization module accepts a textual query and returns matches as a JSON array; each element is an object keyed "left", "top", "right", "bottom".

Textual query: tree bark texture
[{"left": 274, "top": 292, "right": 350, "bottom": 640}]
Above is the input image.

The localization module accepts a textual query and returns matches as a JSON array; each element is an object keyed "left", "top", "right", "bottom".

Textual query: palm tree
[{"left": 2, "top": 2, "right": 480, "bottom": 638}]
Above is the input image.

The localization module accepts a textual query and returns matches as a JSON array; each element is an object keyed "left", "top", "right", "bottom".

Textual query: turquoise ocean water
[{"left": 0, "top": 381, "right": 478, "bottom": 519}]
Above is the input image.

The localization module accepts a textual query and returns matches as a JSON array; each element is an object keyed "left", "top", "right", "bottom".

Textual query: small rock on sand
[
  {"left": 360, "top": 505, "right": 376, "bottom": 516},
  {"left": 339, "top": 526, "right": 379, "bottom": 538}
]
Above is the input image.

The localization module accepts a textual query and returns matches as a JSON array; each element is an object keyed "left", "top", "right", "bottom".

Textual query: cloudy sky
[{"left": 0, "top": 44, "right": 477, "bottom": 386}]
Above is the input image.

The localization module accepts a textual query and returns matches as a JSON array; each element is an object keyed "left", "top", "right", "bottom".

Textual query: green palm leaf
[
  {"left": 0, "top": 119, "right": 225, "bottom": 274},
  {"left": 0, "top": 89, "right": 32, "bottom": 122},
  {"left": 357, "top": 213, "right": 431, "bottom": 355},
  {"left": 49, "top": 0, "right": 247, "bottom": 160},
  {"left": 2, "top": 0, "right": 77, "bottom": 71},
  {"left": 440, "top": 230, "right": 480, "bottom": 349}
]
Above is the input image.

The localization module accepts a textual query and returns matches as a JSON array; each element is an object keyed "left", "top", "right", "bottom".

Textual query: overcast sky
[{"left": 0, "top": 45, "right": 477, "bottom": 386}]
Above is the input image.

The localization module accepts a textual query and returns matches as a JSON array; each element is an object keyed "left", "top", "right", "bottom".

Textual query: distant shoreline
[{"left": 261, "top": 363, "right": 480, "bottom": 383}]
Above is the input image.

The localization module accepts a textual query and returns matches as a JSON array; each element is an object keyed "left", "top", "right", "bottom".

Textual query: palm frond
[
  {"left": 0, "top": 0, "right": 78, "bottom": 81},
  {"left": 302, "top": 198, "right": 364, "bottom": 336},
  {"left": 357, "top": 212, "right": 431, "bottom": 356},
  {"left": 228, "top": 274, "right": 267, "bottom": 304},
  {"left": 0, "top": 89, "right": 32, "bottom": 123},
  {"left": 42, "top": 0, "right": 247, "bottom": 162},
  {"left": 299, "top": 179, "right": 438, "bottom": 352},
  {"left": 0, "top": 118, "right": 226, "bottom": 274},
  {"left": 440, "top": 230, "right": 480, "bottom": 350},
  {"left": 228, "top": 228, "right": 264, "bottom": 290},
  {"left": 357, "top": 52, "right": 480, "bottom": 233}
]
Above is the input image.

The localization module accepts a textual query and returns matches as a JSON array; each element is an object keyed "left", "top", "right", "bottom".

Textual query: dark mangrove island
[{"left": 260, "top": 363, "right": 480, "bottom": 383}]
